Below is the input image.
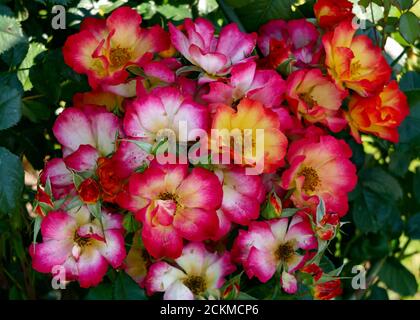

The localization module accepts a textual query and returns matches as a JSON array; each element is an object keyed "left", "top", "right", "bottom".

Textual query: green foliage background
[{"left": 0, "top": 0, "right": 419, "bottom": 300}]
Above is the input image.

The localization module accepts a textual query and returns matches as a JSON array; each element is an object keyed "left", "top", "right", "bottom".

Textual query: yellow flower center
[
  {"left": 158, "top": 192, "right": 180, "bottom": 205},
  {"left": 299, "top": 92, "right": 317, "bottom": 109},
  {"left": 109, "top": 47, "right": 131, "bottom": 67},
  {"left": 299, "top": 166, "right": 321, "bottom": 193},
  {"left": 275, "top": 241, "right": 295, "bottom": 264},
  {"left": 183, "top": 275, "right": 207, "bottom": 296},
  {"left": 350, "top": 60, "right": 362, "bottom": 77},
  {"left": 74, "top": 232, "right": 92, "bottom": 248}
]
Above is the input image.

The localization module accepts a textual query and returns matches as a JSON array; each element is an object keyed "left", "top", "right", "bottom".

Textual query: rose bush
[{"left": 0, "top": 0, "right": 419, "bottom": 300}]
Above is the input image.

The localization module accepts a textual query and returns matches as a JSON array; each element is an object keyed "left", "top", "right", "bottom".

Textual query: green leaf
[
  {"left": 135, "top": 162, "right": 149, "bottom": 173},
  {"left": 319, "top": 255, "right": 336, "bottom": 273},
  {"left": 33, "top": 216, "right": 42, "bottom": 244},
  {"left": 400, "top": 71, "right": 420, "bottom": 92},
  {"left": 0, "top": 5, "right": 14, "bottom": 17},
  {"left": 349, "top": 138, "right": 365, "bottom": 169},
  {"left": 37, "top": 202, "right": 53, "bottom": 215},
  {"left": 88, "top": 202, "right": 102, "bottom": 221},
  {"left": 44, "top": 176, "right": 52, "bottom": 198},
  {"left": 126, "top": 65, "right": 147, "bottom": 77},
  {"left": 399, "top": 12, "right": 420, "bottom": 44},
  {"left": 328, "top": 263, "right": 345, "bottom": 277},
  {"left": 237, "top": 292, "right": 258, "bottom": 300},
  {"left": 113, "top": 272, "right": 147, "bottom": 300},
  {"left": 308, "top": 238, "right": 329, "bottom": 265},
  {"left": 378, "top": 257, "right": 417, "bottom": 296},
  {"left": 61, "top": 196, "right": 83, "bottom": 211},
  {"left": 367, "top": 285, "right": 389, "bottom": 300},
  {"left": 358, "top": 0, "right": 370, "bottom": 8},
  {"left": 361, "top": 168, "right": 403, "bottom": 201},
  {"left": 413, "top": 168, "right": 420, "bottom": 204},
  {"left": 0, "top": 84, "right": 22, "bottom": 130},
  {"left": 352, "top": 197, "right": 379, "bottom": 233},
  {"left": 8, "top": 286, "right": 25, "bottom": 300},
  {"left": 175, "top": 65, "right": 202, "bottom": 76},
  {"left": 22, "top": 100, "right": 51, "bottom": 123},
  {"left": 361, "top": 232, "right": 390, "bottom": 259},
  {"left": 363, "top": 190, "right": 393, "bottom": 224},
  {"left": 17, "top": 42, "right": 46, "bottom": 91},
  {"left": 399, "top": 90, "right": 420, "bottom": 144},
  {"left": 280, "top": 207, "right": 300, "bottom": 218},
  {"left": 388, "top": 144, "right": 411, "bottom": 177},
  {"left": 123, "top": 213, "right": 139, "bottom": 233},
  {"left": 396, "top": 0, "right": 413, "bottom": 10},
  {"left": 197, "top": 0, "right": 219, "bottom": 15},
  {"left": 406, "top": 213, "right": 420, "bottom": 239},
  {"left": 152, "top": 138, "right": 169, "bottom": 155},
  {"left": 29, "top": 50, "right": 63, "bottom": 103},
  {"left": 384, "top": 17, "right": 398, "bottom": 34},
  {"left": 316, "top": 197, "right": 325, "bottom": 224},
  {"left": 0, "top": 72, "right": 22, "bottom": 130},
  {"left": 0, "top": 15, "right": 24, "bottom": 55},
  {"left": 414, "top": 168, "right": 420, "bottom": 205},
  {"left": 136, "top": 2, "right": 158, "bottom": 20},
  {"left": 0, "top": 71, "right": 23, "bottom": 91},
  {"left": 85, "top": 283, "right": 114, "bottom": 300},
  {"left": 96, "top": 0, "right": 128, "bottom": 15},
  {"left": 1, "top": 38, "right": 28, "bottom": 66},
  {"left": 72, "top": 172, "right": 84, "bottom": 189},
  {"left": 156, "top": 4, "right": 192, "bottom": 21},
  {"left": 354, "top": 188, "right": 402, "bottom": 238},
  {"left": 243, "top": 278, "right": 276, "bottom": 299},
  {"left": 224, "top": 0, "right": 248, "bottom": 8},
  {"left": 121, "top": 139, "right": 153, "bottom": 154},
  {"left": 226, "top": 0, "right": 301, "bottom": 31},
  {"left": 385, "top": 206, "right": 404, "bottom": 239},
  {"left": 0, "top": 146, "right": 23, "bottom": 215},
  {"left": 261, "top": 191, "right": 282, "bottom": 219}
]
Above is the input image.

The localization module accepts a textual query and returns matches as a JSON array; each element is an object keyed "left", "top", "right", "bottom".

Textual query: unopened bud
[
  {"left": 261, "top": 191, "right": 282, "bottom": 219},
  {"left": 77, "top": 178, "right": 100, "bottom": 204},
  {"left": 222, "top": 283, "right": 240, "bottom": 300}
]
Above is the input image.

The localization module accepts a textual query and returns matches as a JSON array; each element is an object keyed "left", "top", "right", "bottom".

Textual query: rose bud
[{"left": 77, "top": 178, "right": 100, "bottom": 204}]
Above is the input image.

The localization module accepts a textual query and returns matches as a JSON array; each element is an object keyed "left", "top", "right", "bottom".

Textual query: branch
[{"left": 216, "top": 0, "right": 246, "bottom": 32}]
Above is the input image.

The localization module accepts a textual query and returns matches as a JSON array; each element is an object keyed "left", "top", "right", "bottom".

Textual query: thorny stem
[
  {"left": 272, "top": 270, "right": 281, "bottom": 299},
  {"left": 342, "top": 231, "right": 362, "bottom": 259},
  {"left": 381, "top": 0, "right": 390, "bottom": 49},
  {"left": 398, "top": 239, "right": 411, "bottom": 259},
  {"left": 3, "top": 267, "right": 24, "bottom": 292},
  {"left": 23, "top": 94, "right": 44, "bottom": 101},
  {"left": 370, "top": 2, "right": 380, "bottom": 47},
  {"left": 216, "top": 0, "right": 246, "bottom": 33}
]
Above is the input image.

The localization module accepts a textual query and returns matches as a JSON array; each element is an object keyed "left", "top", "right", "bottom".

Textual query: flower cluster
[{"left": 30, "top": 3, "right": 408, "bottom": 300}]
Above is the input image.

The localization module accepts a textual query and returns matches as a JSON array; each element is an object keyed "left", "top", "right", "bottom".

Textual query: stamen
[
  {"left": 109, "top": 47, "right": 131, "bottom": 67},
  {"left": 350, "top": 60, "right": 362, "bottom": 76},
  {"left": 159, "top": 192, "right": 179, "bottom": 203},
  {"left": 74, "top": 232, "right": 91, "bottom": 247},
  {"left": 298, "top": 166, "right": 320, "bottom": 193},
  {"left": 183, "top": 275, "right": 207, "bottom": 296},
  {"left": 275, "top": 241, "right": 295, "bottom": 264},
  {"left": 299, "top": 92, "right": 317, "bottom": 109}
]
